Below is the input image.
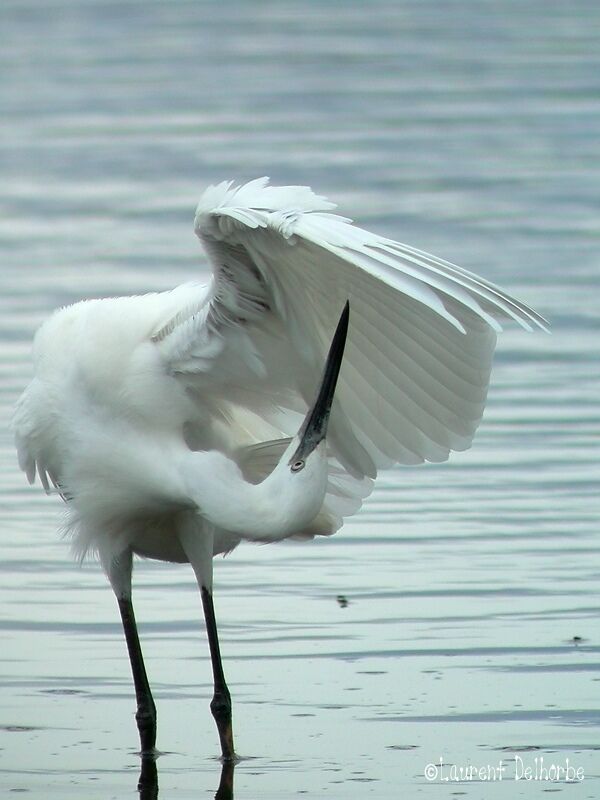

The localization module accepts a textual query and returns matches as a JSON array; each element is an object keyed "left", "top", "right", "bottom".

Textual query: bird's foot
[
  {"left": 210, "top": 690, "right": 235, "bottom": 762},
  {"left": 135, "top": 704, "right": 157, "bottom": 755}
]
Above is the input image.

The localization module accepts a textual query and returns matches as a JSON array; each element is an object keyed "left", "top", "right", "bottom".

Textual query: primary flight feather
[{"left": 12, "top": 177, "right": 547, "bottom": 761}]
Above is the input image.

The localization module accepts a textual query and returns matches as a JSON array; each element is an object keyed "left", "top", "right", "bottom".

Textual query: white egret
[{"left": 13, "top": 177, "right": 547, "bottom": 761}]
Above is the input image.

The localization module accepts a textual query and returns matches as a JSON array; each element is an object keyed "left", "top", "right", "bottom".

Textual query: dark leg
[
  {"left": 201, "top": 586, "right": 235, "bottom": 761},
  {"left": 117, "top": 596, "right": 157, "bottom": 755}
]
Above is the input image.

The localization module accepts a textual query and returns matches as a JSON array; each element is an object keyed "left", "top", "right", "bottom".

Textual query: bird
[{"left": 12, "top": 177, "right": 548, "bottom": 762}]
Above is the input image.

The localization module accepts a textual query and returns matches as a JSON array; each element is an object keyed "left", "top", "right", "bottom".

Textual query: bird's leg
[
  {"left": 201, "top": 585, "right": 235, "bottom": 762},
  {"left": 108, "top": 550, "right": 157, "bottom": 756},
  {"left": 177, "top": 516, "right": 236, "bottom": 762},
  {"left": 117, "top": 596, "right": 158, "bottom": 754}
]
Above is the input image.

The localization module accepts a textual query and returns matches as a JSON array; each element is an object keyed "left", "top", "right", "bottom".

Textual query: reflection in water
[
  {"left": 138, "top": 756, "right": 158, "bottom": 800},
  {"left": 215, "top": 762, "right": 235, "bottom": 800},
  {"left": 137, "top": 755, "right": 234, "bottom": 800}
]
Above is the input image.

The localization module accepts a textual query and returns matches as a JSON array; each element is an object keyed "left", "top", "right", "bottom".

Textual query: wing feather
[{"left": 155, "top": 178, "right": 547, "bottom": 478}]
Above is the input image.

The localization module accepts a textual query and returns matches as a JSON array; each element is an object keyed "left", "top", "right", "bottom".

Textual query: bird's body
[
  {"left": 14, "top": 282, "right": 360, "bottom": 568},
  {"left": 13, "top": 178, "right": 547, "bottom": 761}
]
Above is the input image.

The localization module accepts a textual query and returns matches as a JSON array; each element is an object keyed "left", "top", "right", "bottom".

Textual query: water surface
[{"left": 1, "top": 1, "right": 599, "bottom": 797}]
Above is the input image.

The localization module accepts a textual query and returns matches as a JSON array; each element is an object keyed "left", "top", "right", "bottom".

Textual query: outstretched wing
[{"left": 155, "top": 177, "right": 547, "bottom": 478}]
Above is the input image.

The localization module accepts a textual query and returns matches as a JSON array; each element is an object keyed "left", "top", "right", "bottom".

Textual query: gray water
[{"left": 1, "top": 1, "right": 599, "bottom": 797}]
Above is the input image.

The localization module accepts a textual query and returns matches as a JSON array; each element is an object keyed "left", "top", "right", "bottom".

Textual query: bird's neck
[{"left": 182, "top": 450, "right": 326, "bottom": 541}]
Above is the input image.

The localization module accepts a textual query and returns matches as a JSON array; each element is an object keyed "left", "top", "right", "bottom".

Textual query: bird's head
[
  {"left": 280, "top": 301, "right": 349, "bottom": 487},
  {"left": 180, "top": 302, "right": 350, "bottom": 541}
]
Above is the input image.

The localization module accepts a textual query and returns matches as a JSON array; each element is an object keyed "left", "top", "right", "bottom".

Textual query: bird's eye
[{"left": 291, "top": 459, "right": 305, "bottom": 472}]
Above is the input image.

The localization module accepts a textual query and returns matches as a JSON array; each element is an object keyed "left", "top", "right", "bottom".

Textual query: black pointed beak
[{"left": 290, "top": 301, "right": 349, "bottom": 464}]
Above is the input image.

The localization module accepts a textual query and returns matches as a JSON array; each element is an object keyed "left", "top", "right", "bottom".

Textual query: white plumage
[
  {"left": 12, "top": 177, "right": 547, "bottom": 759},
  {"left": 14, "top": 176, "right": 547, "bottom": 567}
]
